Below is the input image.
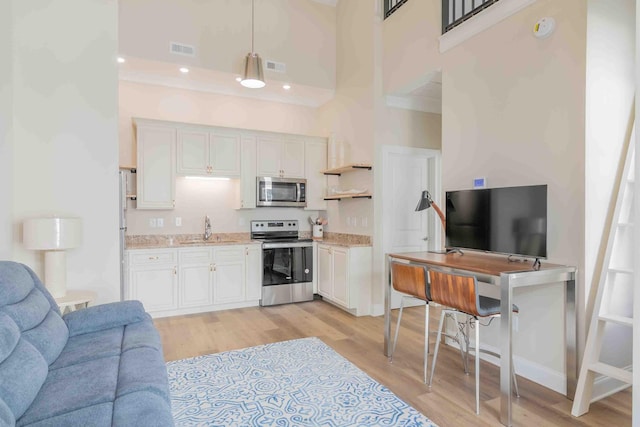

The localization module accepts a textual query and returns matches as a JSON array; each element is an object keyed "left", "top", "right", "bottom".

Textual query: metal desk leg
[
  {"left": 566, "top": 275, "right": 577, "bottom": 399},
  {"left": 500, "top": 274, "right": 513, "bottom": 426},
  {"left": 384, "top": 255, "right": 392, "bottom": 356}
]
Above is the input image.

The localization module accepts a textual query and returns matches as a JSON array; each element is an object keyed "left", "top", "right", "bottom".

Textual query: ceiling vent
[
  {"left": 170, "top": 42, "right": 196, "bottom": 57},
  {"left": 265, "top": 60, "right": 286, "bottom": 73}
]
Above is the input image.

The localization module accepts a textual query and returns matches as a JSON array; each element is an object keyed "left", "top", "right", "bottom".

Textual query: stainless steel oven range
[{"left": 251, "top": 220, "right": 313, "bottom": 306}]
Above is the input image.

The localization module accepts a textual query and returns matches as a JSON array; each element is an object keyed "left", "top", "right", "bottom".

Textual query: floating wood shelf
[
  {"left": 322, "top": 163, "right": 372, "bottom": 176},
  {"left": 324, "top": 193, "right": 372, "bottom": 201}
]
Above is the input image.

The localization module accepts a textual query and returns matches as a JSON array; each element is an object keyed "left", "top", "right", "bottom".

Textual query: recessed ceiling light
[
  {"left": 235, "top": 77, "right": 243, "bottom": 82},
  {"left": 117, "top": 57, "right": 125, "bottom": 63},
  {"left": 283, "top": 84, "right": 291, "bottom": 90},
  {"left": 179, "top": 67, "right": 189, "bottom": 73}
]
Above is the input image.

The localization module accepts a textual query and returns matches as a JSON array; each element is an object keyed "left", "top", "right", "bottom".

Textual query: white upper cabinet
[
  {"left": 256, "top": 136, "right": 305, "bottom": 178},
  {"left": 237, "top": 135, "right": 257, "bottom": 209},
  {"left": 304, "top": 138, "right": 328, "bottom": 211},
  {"left": 176, "top": 129, "right": 208, "bottom": 175},
  {"left": 136, "top": 121, "right": 176, "bottom": 210},
  {"left": 176, "top": 127, "right": 240, "bottom": 177}
]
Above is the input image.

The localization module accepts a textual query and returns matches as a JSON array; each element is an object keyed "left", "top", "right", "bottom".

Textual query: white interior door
[{"left": 381, "top": 146, "right": 441, "bottom": 309}]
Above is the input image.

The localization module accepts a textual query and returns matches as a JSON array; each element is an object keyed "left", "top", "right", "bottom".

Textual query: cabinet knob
[
  {"left": 210, "top": 264, "right": 213, "bottom": 272},
  {"left": 173, "top": 267, "right": 177, "bottom": 275},
  {"left": 172, "top": 200, "right": 176, "bottom": 208}
]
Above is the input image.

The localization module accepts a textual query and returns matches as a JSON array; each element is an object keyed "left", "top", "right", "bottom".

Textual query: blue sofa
[{"left": 0, "top": 261, "right": 174, "bottom": 426}]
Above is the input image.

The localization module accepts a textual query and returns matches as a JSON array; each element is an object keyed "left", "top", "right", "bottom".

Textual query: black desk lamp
[{"left": 415, "top": 190, "right": 446, "bottom": 232}]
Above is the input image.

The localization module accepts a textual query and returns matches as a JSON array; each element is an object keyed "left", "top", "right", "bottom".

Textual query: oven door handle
[
  {"left": 296, "top": 183, "right": 302, "bottom": 203},
  {"left": 262, "top": 241, "right": 313, "bottom": 249}
]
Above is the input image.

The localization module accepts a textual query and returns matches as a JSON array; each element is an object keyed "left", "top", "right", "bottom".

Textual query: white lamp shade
[{"left": 23, "top": 217, "right": 82, "bottom": 250}]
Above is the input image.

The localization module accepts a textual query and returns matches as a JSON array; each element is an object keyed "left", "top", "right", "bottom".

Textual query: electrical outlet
[
  {"left": 175, "top": 217, "right": 182, "bottom": 227},
  {"left": 149, "top": 218, "right": 157, "bottom": 228},
  {"left": 157, "top": 218, "right": 164, "bottom": 228}
]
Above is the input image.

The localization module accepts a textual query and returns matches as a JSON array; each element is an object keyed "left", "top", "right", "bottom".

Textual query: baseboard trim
[{"left": 443, "top": 339, "right": 566, "bottom": 394}]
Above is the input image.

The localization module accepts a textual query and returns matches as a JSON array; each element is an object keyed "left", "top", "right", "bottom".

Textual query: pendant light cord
[{"left": 251, "top": 0, "right": 255, "bottom": 53}]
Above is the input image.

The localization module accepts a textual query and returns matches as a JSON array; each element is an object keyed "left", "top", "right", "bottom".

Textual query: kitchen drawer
[
  {"left": 213, "top": 246, "right": 244, "bottom": 263},
  {"left": 129, "top": 249, "right": 177, "bottom": 266},
  {"left": 179, "top": 248, "right": 213, "bottom": 264}
]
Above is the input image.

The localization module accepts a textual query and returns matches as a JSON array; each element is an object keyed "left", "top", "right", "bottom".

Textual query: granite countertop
[
  {"left": 312, "top": 232, "right": 372, "bottom": 248},
  {"left": 125, "top": 232, "right": 372, "bottom": 250},
  {"left": 126, "top": 233, "right": 258, "bottom": 250}
]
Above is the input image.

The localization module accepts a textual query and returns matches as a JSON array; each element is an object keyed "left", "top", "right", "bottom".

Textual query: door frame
[{"left": 371, "top": 145, "right": 441, "bottom": 316}]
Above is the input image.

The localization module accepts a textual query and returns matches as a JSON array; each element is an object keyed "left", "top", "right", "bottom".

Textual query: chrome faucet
[{"left": 204, "top": 216, "right": 212, "bottom": 240}]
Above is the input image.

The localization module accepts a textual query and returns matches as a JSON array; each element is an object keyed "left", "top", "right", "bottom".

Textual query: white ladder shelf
[{"left": 571, "top": 118, "right": 635, "bottom": 417}]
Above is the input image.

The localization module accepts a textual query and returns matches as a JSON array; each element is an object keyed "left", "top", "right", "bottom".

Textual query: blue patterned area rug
[{"left": 167, "top": 337, "right": 438, "bottom": 426}]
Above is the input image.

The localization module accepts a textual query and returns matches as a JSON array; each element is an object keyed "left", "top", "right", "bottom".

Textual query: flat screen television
[{"left": 445, "top": 185, "right": 547, "bottom": 258}]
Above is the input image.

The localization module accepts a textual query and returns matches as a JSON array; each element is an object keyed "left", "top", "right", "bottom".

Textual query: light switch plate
[
  {"left": 157, "top": 218, "right": 164, "bottom": 228},
  {"left": 175, "top": 217, "right": 182, "bottom": 227},
  {"left": 149, "top": 218, "right": 157, "bottom": 228}
]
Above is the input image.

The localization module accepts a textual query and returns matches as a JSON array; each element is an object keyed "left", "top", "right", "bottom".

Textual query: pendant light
[{"left": 241, "top": 0, "right": 265, "bottom": 88}]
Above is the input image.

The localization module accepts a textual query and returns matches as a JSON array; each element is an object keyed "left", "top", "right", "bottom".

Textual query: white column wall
[{"left": 10, "top": 0, "right": 120, "bottom": 303}]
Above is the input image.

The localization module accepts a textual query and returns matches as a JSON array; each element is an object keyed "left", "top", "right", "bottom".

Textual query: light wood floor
[{"left": 154, "top": 299, "right": 631, "bottom": 427}]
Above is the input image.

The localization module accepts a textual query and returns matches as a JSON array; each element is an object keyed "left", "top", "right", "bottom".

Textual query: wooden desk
[{"left": 385, "top": 251, "right": 577, "bottom": 427}]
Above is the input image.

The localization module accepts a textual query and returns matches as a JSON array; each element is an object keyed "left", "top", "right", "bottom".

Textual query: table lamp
[
  {"left": 23, "top": 217, "right": 82, "bottom": 298},
  {"left": 415, "top": 190, "right": 445, "bottom": 231}
]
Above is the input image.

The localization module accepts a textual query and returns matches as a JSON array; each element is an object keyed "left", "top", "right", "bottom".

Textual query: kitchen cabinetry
[
  {"left": 245, "top": 245, "right": 262, "bottom": 300},
  {"left": 127, "top": 249, "right": 178, "bottom": 312},
  {"left": 317, "top": 243, "right": 372, "bottom": 316},
  {"left": 212, "top": 246, "right": 245, "bottom": 304},
  {"left": 135, "top": 121, "right": 176, "bottom": 209},
  {"left": 304, "top": 139, "right": 328, "bottom": 210},
  {"left": 178, "top": 248, "right": 213, "bottom": 308},
  {"left": 127, "top": 243, "right": 262, "bottom": 318},
  {"left": 176, "top": 128, "right": 240, "bottom": 177},
  {"left": 257, "top": 136, "right": 305, "bottom": 178},
  {"left": 237, "top": 135, "right": 257, "bottom": 209}
]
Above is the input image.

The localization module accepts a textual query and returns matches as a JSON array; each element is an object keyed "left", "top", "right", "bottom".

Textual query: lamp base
[{"left": 44, "top": 250, "right": 67, "bottom": 298}]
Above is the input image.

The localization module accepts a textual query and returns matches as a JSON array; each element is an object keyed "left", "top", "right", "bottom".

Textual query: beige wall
[
  {"left": 9, "top": 0, "right": 120, "bottom": 303},
  {"left": 382, "top": 0, "right": 441, "bottom": 94},
  {"left": 119, "top": 0, "right": 336, "bottom": 90},
  {"left": 0, "top": 2, "right": 13, "bottom": 259},
  {"left": 440, "top": 0, "right": 587, "bottom": 382}
]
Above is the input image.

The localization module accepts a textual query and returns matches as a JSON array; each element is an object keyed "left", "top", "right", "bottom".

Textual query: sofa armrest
[{"left": 63, "top": 300, "right": 150, "bottom": 337}]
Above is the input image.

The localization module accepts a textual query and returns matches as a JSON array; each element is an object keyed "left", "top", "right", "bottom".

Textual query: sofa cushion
[
  {"left": 17, "top": 403, "right": 113, "bottom": 427},
  {"left": 0, "top": 338, "right": 48, "bottom": 420},
  {"left": 113, "top": 391, "right": 174, "bottom": 427},
  {"left": 63, "top": 300, "right": 148, "bottom": 337},
  {"left": 122, "top": 317, "right": 162, "bottom": 352},
  {"left": 17, "top": 356, "right": 120, "bottom": 426},
  {"left": 0, "top": 262, "right": 68, "bottom": 366},
  {"left": 116, "top": 347, "right": 171, "bottom": 404},
  {"left": 49, "top": 326, "right": 124, "bottom": 371}
]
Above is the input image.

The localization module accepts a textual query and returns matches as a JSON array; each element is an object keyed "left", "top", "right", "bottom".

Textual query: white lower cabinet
[
  {"left": 212, "top": 246, "right": 245, "bottom": 304},
  {"left": 128, "top": 249, "right": 178, "bottom": 312},
  {"left": 317, "top": 243, "right": 372, "bottom": 316},
  {"left": 178, "top": 248, "right": 213, "bottom": 309},
  {"left": 127, "top": 243, "right": 262, "bottom": 317}
]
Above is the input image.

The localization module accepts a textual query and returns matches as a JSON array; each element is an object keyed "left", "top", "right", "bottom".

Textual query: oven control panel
[{"left": 251, "top": 220, "right": 299, "bottom": 232}]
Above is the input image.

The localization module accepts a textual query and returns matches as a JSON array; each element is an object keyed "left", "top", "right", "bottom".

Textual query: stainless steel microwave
[{"left": 256, "top": 177, "right": 306, "bottom": 207}]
